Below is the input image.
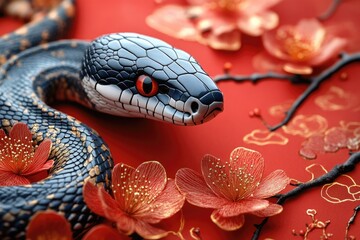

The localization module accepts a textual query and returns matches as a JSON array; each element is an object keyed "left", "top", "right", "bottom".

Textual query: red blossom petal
[
  {"left": 244, "top": 0, "right": 283, "bottom": 14},
  {"left": 138, "top": 179, "right": 185, "bottom": 223},
  {"left": 23, "top": 139, "right": 53, "bottom": 175},
  {"left": 210, "top": 210, "right": 245, "bottom": 231},
  {"left": 217, "top": 199, "right": 269, "bottom": 217},
  {"left": 82, "top": 224, "right": 125, "bottom": 240},
  {"left": 252, "top": 170, "right": 290, "bottom": 199},
  {"left": 309, "top": 37, "right": 347, "bottom": 66},
  {"left": 112, "top": 162, "right": 167, "bottom": 215},
  {"left": 262, "top": 28, "right": 293, "bottom": 61},
  {"left": 252, "top": 203, "right": 283, "bottom": 217},
  {"left": 238, "top": 11, "right": 279, "bottom": 36},
  {"left": 112, "top": 163, "right": 136, "bottom": 207},
  {"left": 229, "top": 147, "right": 264, "bottom": 198},
  {"left": 9, "top": 122, "right": 33, "bottom": 145},
  {"left": 202, "top": 30, "right": 241, "bottom": 51},
  {"left": 146, "top": 5, "right": 199, "bottom": 41},
  {"left": 83, "top": 181, "right": 121, "bottom": 219},
  {"left": 252, "top": 51, "right": 285, "bottom": 73},
  {"left": 283, "top": 63, "right": 313, "bottom": 75},
  {"left": 134, "top": 220, "right": 169, "bottom": 239},
  {"left": 175, "top": 168, "right": 229, "bottom": 208},
  {"left": 0, "top": 171, "right": 30, "bottom": 186},
  {"left": 26, "top": 211, "right": 72, "bottom": 240},
  {"left": 294, "top": 19, "right": 325, "bottom": 45},
  {"left": 115, "top": 215, "right": 136, "bottom": 236}
]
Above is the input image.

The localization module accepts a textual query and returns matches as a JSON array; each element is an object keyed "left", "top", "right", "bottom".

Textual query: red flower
[
  {"left": 175, "top": 147, "right": 290, "bottom": 231},
  {"left": 255, "top": 18, "right": 347, "bottom": 75},
  {"left": 147, "top": 0, "right": 282, "bottom": 50},
  {"left": 83, "top": 161, "right": 185, "bottom": 239},
  {"left": 26, "top": 211, "right": 72, "bottom": 240},
  {"left": 0, "top": 122, "right": 53, "bottom": 186}
]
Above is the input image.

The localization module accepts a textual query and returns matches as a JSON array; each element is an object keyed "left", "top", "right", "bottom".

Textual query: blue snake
[{"left": 0, "top": 1, "right": 224, "bottom": 238}]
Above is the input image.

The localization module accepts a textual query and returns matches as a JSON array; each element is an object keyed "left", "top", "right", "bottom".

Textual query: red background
[{"left": 1, "top": 0, "right": 360, "bottom": 239}]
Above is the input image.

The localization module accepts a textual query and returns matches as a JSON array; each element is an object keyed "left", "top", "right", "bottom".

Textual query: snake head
[{"left": 81, "top": 33, "right": 223, "bottom": 125}]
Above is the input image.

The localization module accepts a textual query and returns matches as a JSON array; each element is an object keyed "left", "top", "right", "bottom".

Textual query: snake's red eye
[{"left": 136, "top": 75, "right": 159, "bottom": 97}]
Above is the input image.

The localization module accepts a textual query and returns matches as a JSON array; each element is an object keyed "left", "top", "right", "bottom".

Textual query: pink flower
[
  {"left": 26, "top": 211, "right": 72, "bottom": 240},
  {"left": 0, "top": 122, "right": 53, "bottom": 186},
  {"left": 257, "top": 18, "right": 347, "bottom": 75},
  {"left": 175, "top": 147, "right": 290, "bottom": 231},
  {"left": 147, "top": 0, "right": 282, "bottom": 50},
  {"left": 83, "top": 161, "right": 185, "bottom": 239}
]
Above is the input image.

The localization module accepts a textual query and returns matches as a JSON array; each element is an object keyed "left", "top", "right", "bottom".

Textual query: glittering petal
[
  {"left": 83, "top": 181, "right": 124, "bottom": 221},
  {"left": 252, "top": 170, "right": 290, "bottom": 199},
  {"left": 175, "top": 168, "right": 229, "bottom": 208},
  {"left": 228, "top": 147, "right": 264, "bottom": 199},
  {"left": 217, "top": 199, "right": 269, "bottom": 217},
  {"left": 138, "top": 179, "right": 185, "bottom": 223},
  {"left": 309, "top": 38, "right": 347, "bottom": 66},
  {"left": 9, "top": 122, "right": 33, "bottom": 146},
  {"left": 83, "top": 181, "right": 107, "bottom": 217},
  {"left": 252, "top": 203, "right": 283, "bottom": 217},
  {"left": 283, "top": 63, "right": 313, "bottom": 75},
  {"left": 22, "top": 139, "right": 52, "bottom": 175},
  {"left": 210, "top": 210, "right": 245, "bottom": 231},
  {"left": 201, "top": 154, "right": 233, "bottom": 200},
  {"left": 134, "top": 220, "right": 169, "bottom": 239},
  {"left": 146, "top": 5, "right": 199, "bottom": 41},
  {"left": 0, "top": 171, "right": 30, "bottom": 186},
  {"left": 238, "top": 11, "right": 279, "bottom": 36},
  {"left": 203, "top": 30, "right": 241, "bottom": 51},
  {"left": 82, "top": 224, "right": 125, "bottom": 240},
  {"left": 112, "top": 163, "right": 136, "bottom": 207},
  {"left": 26, "top": 211, "right": 72, "bottom": 240}
]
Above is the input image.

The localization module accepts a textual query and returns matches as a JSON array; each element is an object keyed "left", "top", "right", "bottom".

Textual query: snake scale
[{"left": 0, "top": 0, "right": 223, "bottom": 238}]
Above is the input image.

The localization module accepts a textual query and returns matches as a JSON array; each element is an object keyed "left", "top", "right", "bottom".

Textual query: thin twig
[
  {"left": 345, "top": 205, "right": 360, "bottom": 239},
  {"left": 251, "top": 151, "right": 360, "bottom": 240},
  {"left": 214, "top": 52, "right": 360, "bottom": 132},
  {"left": 318, "top": 0, "right": 342, "bottom": 21}
]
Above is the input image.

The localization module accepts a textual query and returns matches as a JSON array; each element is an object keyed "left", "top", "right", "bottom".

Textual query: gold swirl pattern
[
  {"left": 283, "top": 114, "right": 328, "bottom": 138},
  {"left": 315, "top": 86, "right": 358, "bottom": 111},
  {"left": 243, "top": 129, "right": 289, "bottom": 146},
  {"left": 268, "top": 100, "right": 293, "bottom": 117},
  {"left": 321, "top": 174, "right": 360, "bottom": 204}
]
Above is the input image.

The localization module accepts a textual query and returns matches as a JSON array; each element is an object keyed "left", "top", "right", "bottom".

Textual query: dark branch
[
  {"left": 318, "top": 0, "right": 342, "bottom": 21},
  {"left": 214, "top": 52, "right": 360, "bottom": 132},
  {"left": 346, "top": 205, "right": 360, "bottom": 238},
  {"left": 214, "top": 72, "right": 310, "bottom": 84},
  {"left": 251, "top": 151, "right": 360, "bottom": 240}
]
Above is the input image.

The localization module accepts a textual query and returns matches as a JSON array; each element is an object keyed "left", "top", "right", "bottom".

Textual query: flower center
[
  {"left": 208, "top": 160, "right": 258, "bottom": 201},
  {"left": 0, "top": 136, "right": 34, "bottom": 174},
  {"left": 277, "top": 29, "right": 316, "bottom": 61},
  {"left": 113, "top": 167, "right": 160, "bottom": 215},
  {"left": 207, "top": 0, "right": 247, "bottom": 12}
]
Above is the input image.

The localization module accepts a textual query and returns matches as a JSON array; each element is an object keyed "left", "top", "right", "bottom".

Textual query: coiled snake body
[{"left": 0, "top": 9, "right": 223, "bottom": 239}]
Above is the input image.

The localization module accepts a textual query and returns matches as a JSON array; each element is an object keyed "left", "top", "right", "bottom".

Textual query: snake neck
[{"left": 0, "top": 40, "right": 92, "bottom": 109}]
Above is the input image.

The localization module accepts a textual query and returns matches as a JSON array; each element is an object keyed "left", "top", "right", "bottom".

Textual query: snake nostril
[{"left": 191, "top": 101, "right": 199, "bottom": 113}]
